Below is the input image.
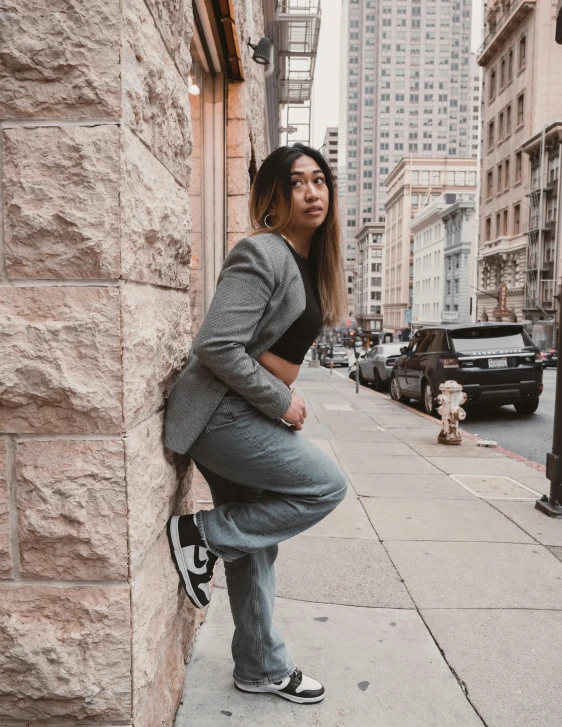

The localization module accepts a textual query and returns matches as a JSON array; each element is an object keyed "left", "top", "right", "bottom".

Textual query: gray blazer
[{"left": 164, "top": 232, "right": 309, "bottom": 454}]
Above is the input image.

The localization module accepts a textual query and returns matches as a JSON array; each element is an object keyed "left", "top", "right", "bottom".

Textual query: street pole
[{"left": 536, "top": 305, "right": 562, "bottom": 517}]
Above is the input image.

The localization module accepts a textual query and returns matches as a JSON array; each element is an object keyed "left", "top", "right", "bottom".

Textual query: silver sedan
[{"left": 357, "top": 342, "right": 404, "bottom": 390}]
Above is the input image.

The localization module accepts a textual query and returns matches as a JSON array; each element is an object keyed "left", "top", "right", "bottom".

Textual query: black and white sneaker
[
  {"left": 167, "top": 514, "right": 217, "bottom": 609},
  {"left": 234, "top": 668, "right": 325, "bottom": 704}
]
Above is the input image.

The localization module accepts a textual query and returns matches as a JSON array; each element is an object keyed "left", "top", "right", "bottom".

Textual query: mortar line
[
  {"left": 14, "top": 433, "right": 122, "bottom": 442},
  {"left": 0, "top": 118, "right": 121, "bottom": 128},
  {"left": 0, "top": 277, "right": 189, "bottom": 292},
  {"left": 1, "top": 578, "right": 129, "bottom": 588},
  {"left": 0, "top": 130, "right": 7, "bottom": 281},
  {"left": 6, "top": 437, "right": 21, "bottom": 578}
]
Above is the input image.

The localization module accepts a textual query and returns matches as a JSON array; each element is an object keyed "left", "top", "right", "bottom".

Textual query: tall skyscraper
[
  {"left": 338, "top": 0, "right": 475, "bottom": 321},
  {"left": 321, "top": 127, "right": 339, "bottom": 184}
]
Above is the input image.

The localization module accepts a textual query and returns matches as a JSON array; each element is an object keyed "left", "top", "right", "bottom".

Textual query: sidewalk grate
[
  {"left": 449, "top": 475, "right": 542, "bottom": 501},
  {"left": 302, "top": 422, "right": 334, "bottom": 440}
]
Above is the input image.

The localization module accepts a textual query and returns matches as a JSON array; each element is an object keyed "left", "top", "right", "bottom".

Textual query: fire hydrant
[{"left": 436, "top": 380, "right": 467, "bottom": 445}]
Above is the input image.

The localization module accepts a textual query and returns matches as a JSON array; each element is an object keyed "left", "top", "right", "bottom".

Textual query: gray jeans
[{"left": 187, "top": 392, "right": 347, "bottom": 687}]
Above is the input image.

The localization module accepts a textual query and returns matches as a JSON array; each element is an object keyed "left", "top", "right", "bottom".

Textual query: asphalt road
[{"left": 403, "top": 368, "right": 558, "bottom": 467}]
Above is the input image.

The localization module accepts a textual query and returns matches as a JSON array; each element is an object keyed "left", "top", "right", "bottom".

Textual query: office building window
[
  {"left": 504, "top": 158, "right": 510, "bottom": 190},
  {"left": 513, "top": 203, "right": 521, "bottom": 234},
  {"left": 489, "top": 69, "right": 496, "bottom": 102},
  {"left": 506, "top": 104, "right": 512, "bottom": 136},
  {"left": 518, "top": 34, "right": 526, "bottom": 71},
  {"left": 502, "top": 208, "right": 508, "bottom": 236},
  {"left": 515, "top": 151, "right": 523, "bottom": 183},
  {"left": 488, "top": 119, "right": 495, "bottom": 149},
  {"left": 497, "top": 162, "right": 503, "bottom": 194},
  {"left": 517, "top": 92, "right": 525, "bottom": 128},
  {"left": 485, "top": 216, "right": 492, "bottom": 241},
  {"left": 507, "top": 47, "right": 514, "bottom": 82}
]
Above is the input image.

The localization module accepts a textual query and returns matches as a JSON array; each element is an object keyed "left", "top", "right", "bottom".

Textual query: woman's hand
[{"left": 281, "top": 392, "right": 307, "bottom": 431}]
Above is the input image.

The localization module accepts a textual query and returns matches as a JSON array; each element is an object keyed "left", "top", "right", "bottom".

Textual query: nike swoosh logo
[{"left": 193, "top": 547, "right": 208, "bottom": 570}]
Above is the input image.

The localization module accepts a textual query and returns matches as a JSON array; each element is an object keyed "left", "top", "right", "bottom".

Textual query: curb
[{"left": 329, "top": 368, "right": 547, "bottom": 474}]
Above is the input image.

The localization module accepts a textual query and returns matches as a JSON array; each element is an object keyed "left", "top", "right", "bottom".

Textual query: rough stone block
[
  {"left": 227, "top": 156, "right": 250, "bottom": 196},
  {"left": 122, "top": 0, "right": 192, "bottom": 187},
  {"left": 131, "top": 530, "right": 199, "bottom": 719},
  {"left": 227, "top": 82, "right": 247, "bottom": 120},
  {"left": 0, "top": 440, "right": 12, "bottom": 578},
  {"left": 3, "top": 126, "right": 120, "bottom": 279},
  {"left": 144, "top": 0, "right": 194, "bottom": 82},
  {"left": 227, "top": 118, "right": 250, "bottom": 160},
  {"left": 0, "top": 0, "right": 120, "bottom": 120},
  {"left": 121, "top": 283, "right": 191, "bottom": 429},
  {"left": 16, "top": 439, "right": 127, "bottom": 580},
  {"left": 121, "top": 128, "right": 191, "bottom": 288},
  {"left": 227, "top": 194, "right": 250, "bottom": 233},
  {"left": 126, "top": 411, "right": 190, "bottom": 574},
  {"left": 0, "top": 585, "right": 131, "bottom": 721},
  {"left": 0, "top": 287, "right": 122, "bottom": 434}
]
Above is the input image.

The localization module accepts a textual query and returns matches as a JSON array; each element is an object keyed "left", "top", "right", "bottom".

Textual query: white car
[{"left": 357, "top": 342, "right": 404, "bottom": 390}]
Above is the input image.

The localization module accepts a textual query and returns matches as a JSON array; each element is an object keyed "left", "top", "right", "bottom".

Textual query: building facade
[
  {"left": 520, "top": 121, "right": 562, "bottom": 347},
  {"left": 0, "top": 1, "right": 316, "bottom": 725},
  {"left": 476, "top": 0, "right": 562, "bottom": 324},
  {"left": 411, "top": 192, "right": 477, "bottom": 327},
  {"left": 384, "top": 157, "right": 477, "bottom": 334},
  {"left": 355, "top": 223, "right": 385, "bottom": 333},
  {"left": 338, "top": 0, "right": 475, "bottom": 320},
  {"left": 441, "top": 195, "right": 477, "bottom": 324}
]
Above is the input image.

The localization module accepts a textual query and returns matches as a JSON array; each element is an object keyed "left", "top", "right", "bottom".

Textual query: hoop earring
[{"left": 264, "top": 214, "right": 274, "bottom": 229}]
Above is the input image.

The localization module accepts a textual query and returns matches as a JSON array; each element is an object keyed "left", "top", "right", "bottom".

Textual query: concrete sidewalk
[{"left": 174, "top": 366, "right": 562, "bottom": 727}]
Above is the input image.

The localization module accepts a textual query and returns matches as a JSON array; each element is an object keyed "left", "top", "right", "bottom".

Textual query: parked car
[
  {"left": 390, "top": 323, "right": 543, "bottom": 416},
  {"left": 348, "top": 351, "right": 367, "bottom": 380},
  {"left": 539, "top": 347, "right": 558, "bottom": 368},
  {"left": 321, "top": 344, "right": 349, "bottom": 367},
  {"left": 357, "top": 342, "right": 404, "bottom": 390}
]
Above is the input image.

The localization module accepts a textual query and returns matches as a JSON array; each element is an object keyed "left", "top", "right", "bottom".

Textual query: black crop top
[{"left": 268, "top": 242, "right": 324, "bottom": 364}]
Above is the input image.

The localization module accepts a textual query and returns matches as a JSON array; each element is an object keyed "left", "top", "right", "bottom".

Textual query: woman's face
[{"left": 286, "top": 155, "right": 330, "bottom": 232}]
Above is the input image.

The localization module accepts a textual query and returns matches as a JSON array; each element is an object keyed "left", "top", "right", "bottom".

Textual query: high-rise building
[
  {"left": 321, "top": 127, "right": 339, "bottom": 184},
  {"left": 476, "top": 0, "right": 562, "bottom": 325},
  {"left": 338, "top": 0, "right": 475, "bottom": 321},
  {"left": 384, "top": 157, "right": 477, "bottom": 333}
]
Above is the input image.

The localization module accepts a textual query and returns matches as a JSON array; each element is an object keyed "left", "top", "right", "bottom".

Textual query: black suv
[{"left": 390, "top": 323, "right": 543, "bottom": 415}]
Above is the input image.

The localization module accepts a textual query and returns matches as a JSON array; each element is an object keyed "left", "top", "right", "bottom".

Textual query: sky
[{"left": 310, "top": 0, "right": 485, "bottom": 148}]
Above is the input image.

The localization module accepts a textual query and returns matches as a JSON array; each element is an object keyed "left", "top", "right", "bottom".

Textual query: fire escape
[
  {"left": 523, "top": 128, "right": 559, "bottom": 316},
  {"left": 276, "top": 0, "right": 321, "bottom": 146}
]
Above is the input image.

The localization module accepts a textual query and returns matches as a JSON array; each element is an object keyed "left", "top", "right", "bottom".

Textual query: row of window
[
  {"left": 488, "top": 35, "right": 526, "bottom": 103},
  {"left": 485, "top": 152, "right": 523, "bottom": 200},
  {"left": 487, "top": 93, "right": 524, "bottom": 149},
  {"left": 411, "top": 170, "right": 476, "bottom": 185},
  {"left": 484, "top": 203, "right": 522, "bottom": 241}
]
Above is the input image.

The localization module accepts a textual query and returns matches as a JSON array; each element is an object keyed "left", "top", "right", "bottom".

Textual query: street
[
  {"left": 341, "top": 346, "right": 558, "bottom": 467},
  {"left": 391, "top": 368, "right": 558, "bottom": 467}
]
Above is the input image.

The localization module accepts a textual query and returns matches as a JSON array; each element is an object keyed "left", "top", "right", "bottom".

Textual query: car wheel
[
  {"left": 372, "top": 369, "right": 382, "bottom": 391},
  {"left": 514, "top": 398, "right": 540, "bottom": 415},
  {"left": 349, "top": 370, "right": 356, "bottom": 381},
  {"left": 358, "top": 367, "right": 367, "bottom": 386},
  {"left": 390, "top": 375, "right": 410, "bottom": 404},
  {"left": 423, "top": 381, "right": 437, "bottom": 416}
]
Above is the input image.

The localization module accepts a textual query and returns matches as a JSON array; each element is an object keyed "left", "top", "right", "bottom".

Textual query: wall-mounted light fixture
[
  {"left": 187, "top": 75, "right": 200, "bottom": 95},
  {"left": 248, "top": 36, "right": 273, "bottom": 65}
]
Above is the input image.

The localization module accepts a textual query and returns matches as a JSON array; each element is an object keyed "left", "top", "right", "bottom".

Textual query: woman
[{"left": 164, "top": 143, "right": 348, "bottom": 704}]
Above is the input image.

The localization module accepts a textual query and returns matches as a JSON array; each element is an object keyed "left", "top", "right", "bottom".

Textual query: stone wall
[{"left": 0, "top": 1, "right": 205, "bottom": 725}]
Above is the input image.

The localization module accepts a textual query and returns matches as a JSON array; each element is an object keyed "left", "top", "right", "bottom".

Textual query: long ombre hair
[{"left": 248, "top": 143, "right": 347, "bottom": 328}]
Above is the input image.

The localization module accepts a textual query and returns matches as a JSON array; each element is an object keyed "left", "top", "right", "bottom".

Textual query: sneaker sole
[
  {"left": 167, "top": 516, "right": 205, "bottom": 609},
  {"left": 234, "top": 683, "right": 325, "bottom": 704}
]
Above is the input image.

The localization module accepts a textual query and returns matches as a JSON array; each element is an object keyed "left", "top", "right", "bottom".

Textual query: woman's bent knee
[{"left": 321, "top": 468, "right": 347, "bottom": 505}]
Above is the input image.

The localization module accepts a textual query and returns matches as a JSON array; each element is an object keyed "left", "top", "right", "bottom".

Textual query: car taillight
[
  {"left": 439, "top": 357, "right": 459, "bottom": 369},
  {"left": 385, "top": 357, "right": 397, "bottom": 366},
  {"left": 535, "top": 351, "right": 543, "bottom": 362},
  {"left": 539, "top": 384, "right": 544, "bottom": 393}
]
